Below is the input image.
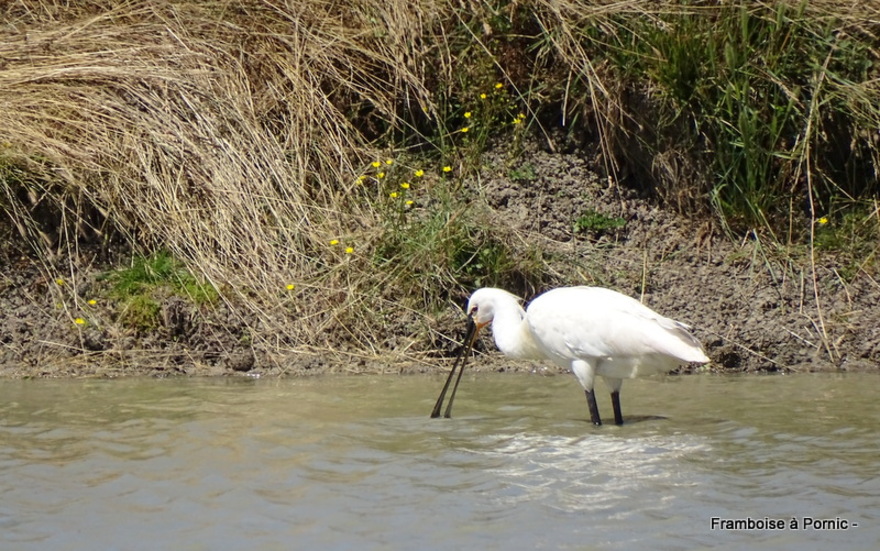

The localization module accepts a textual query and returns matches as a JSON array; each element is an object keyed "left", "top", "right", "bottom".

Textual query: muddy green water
[{"left": 0, "top": 373, "right": 877, "bottom": 550}]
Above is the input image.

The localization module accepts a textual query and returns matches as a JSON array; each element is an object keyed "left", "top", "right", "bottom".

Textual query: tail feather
[{"left": 658, "top": 318, "right": 710, "bottom": 364}]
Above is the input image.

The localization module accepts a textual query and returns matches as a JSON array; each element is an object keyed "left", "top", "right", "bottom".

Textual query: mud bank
[{"left": 2, "top": 139, "right": 878, "bottom": 378}]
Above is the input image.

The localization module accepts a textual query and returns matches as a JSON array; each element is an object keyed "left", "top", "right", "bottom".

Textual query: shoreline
[{"left": 3, "top": 140, "right": 878, "bottom": 378}]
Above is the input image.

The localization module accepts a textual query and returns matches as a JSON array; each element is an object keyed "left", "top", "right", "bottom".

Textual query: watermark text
[{"left": 710, "top": 516, "right": 857, "bottom": 531}]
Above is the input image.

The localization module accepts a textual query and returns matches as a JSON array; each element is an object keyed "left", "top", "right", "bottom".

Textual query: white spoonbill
[{"left": 431, "top": 286, "right": 710, "bottom": 425}]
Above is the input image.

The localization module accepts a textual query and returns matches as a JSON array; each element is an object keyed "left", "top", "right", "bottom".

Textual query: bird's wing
[{"left": 526, "top": 287, "right": 707, "bottom": 363}]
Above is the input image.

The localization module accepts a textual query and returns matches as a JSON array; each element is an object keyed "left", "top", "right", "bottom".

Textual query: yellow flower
[
  {"left": 357, "top": 175, "right": 367, "bottom": 183},
  {"left": 385, "top": 159, "right": 394, "bottom": 165},
  {"left": 495, "top": 82, "right": 503, "bottom": 89},
  {"left": 400, "top": 182, "right": 410, "bottom": 189},
  {"left": 517, "top": 112, "right": 526, "bottom": 119},
  {"left": 286, "top": 284, "right": 295, "bottom": 291},
  {"left": 818, "top": 217, "right": 829, "bottom": 225},
  {"left": 330, "top": 239, "right": 340, "bottom": 246},
  {"left": 345, "top": 246, "right": 354, "bottom": 254},
  {"left": 74, "top": 318, "right": 86, "bottom": 325},
  {"left": 55, "top": 278, "right": 64, "bottom": 286},
  {"left": 377, "top": 172, "right": 385, "bottom": 179},
  {"left": 405, "top": 200, "right": 414, "bottom": 207},
  {"left": 512, "top": 118, "right": 522, "bottom": 125},
  {"left": 87, "top": 299, "right": 97, "bottom": 305},
  {"left": 464, "top": 112, "right": 472, "bottom": 118},
  {"left": 442, "top": 166, "right": 452, "bottom": 173},
  {"left": 461, "top": 127, "right": 469, "bottom": 133},
  {"left": 480, "top": 93, "right": 487, "bottom": 99},
  {"left": 414, "top": 169, "right": 424, "bottom": 177},
  {"left": 371, "top": 161, "right": 381, "bottom": 168},
  {"left": 390, "top": 192, "right": 399, "bottom": 198}
]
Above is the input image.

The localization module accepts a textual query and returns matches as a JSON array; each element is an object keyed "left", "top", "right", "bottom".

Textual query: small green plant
[
  {"left": 107, "top": 251, "right": 216, "bottom": 302},
  {"left": 425, "top": 72, "right": 529, "bottom": 176},
  {"left": 574, "top": 209, "right": 626, "bottom": 235},
  {"left": 102, "top": 251, "right": 217, "bottom": 330},
  {"left": 450, "top": 231, "right": 522, "bottom": 290},
  {"left": 508, "top": 163, "right": 537, "bottom": 182}
]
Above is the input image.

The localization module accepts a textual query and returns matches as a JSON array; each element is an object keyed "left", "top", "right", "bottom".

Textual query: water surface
[{"left": 0, "top": 372, "right": 877, "bottom": 550}]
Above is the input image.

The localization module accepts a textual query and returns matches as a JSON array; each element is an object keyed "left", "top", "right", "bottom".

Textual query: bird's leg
[
  {"left": 610, "top": 391, "right": 623, "bottom": 426},
  {"left": 584, "top": 389, "right": 602, "bottom": 426},
  {"left": 603, "top": 378, "right": 624, "bottom": 426},
  {"left": 572, "top": 359, "right": 602, "bottom": 426}
]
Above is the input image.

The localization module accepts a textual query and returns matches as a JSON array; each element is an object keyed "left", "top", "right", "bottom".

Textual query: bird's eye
[{"left": 469, "top": 306, "right": 478, "bottom": 317}]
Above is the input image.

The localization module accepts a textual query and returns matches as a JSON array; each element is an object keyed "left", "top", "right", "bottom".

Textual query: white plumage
[{"left": 432, "top": 286, "right": 710, "bottom": 425}]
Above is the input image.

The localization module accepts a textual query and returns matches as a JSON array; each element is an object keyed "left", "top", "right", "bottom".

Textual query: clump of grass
[
  {"left": 368, "top": 162, "right": 547, "bottom": 307},
  {"left": 574, "top": 209, "right": 627, "bottom": 236},
  {"left": 534, "top": 1, "right": 880, "bottom": 235},
  {"left": 102, "top": 252, "right": 217, "bottom": 331},
  {"left": 106, "top": 251, "right": 216, "bottom": 304},
  {"left": 508, "top": 162, "right": 537, "bottom": 182}
]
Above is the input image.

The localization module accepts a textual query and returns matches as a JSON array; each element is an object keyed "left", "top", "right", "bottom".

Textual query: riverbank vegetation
[{"left": 1, "top": 1, "right": 879, "bottom": 372}]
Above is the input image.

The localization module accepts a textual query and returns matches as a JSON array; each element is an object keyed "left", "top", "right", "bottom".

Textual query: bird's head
[
  {"left": 430, "top": 287, "right": 524, "bottom": 419},
  {"left": 466, "top": 287, "right": 522, "bottom": 328}
]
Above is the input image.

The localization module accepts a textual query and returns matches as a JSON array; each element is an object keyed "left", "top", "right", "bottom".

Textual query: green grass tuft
[
  {"left": 574, "top": 210, "right": 627, "bottom": 235},
  {"left": 102, "top": 252, "right": 217, "bottom": 331}
]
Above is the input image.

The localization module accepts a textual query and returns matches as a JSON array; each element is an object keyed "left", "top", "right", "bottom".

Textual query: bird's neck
[{"left": 491, "top": 303, "right": 542, "bottom": 360}]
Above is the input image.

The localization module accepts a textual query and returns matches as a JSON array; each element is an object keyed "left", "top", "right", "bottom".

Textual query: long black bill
[{"left": 430, "top": 316, "right": 480, "bottom": 418}]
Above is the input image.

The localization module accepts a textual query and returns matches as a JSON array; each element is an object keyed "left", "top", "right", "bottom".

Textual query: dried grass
[{"left": 0, "top": 1, "right": 451, "bottom": 355}]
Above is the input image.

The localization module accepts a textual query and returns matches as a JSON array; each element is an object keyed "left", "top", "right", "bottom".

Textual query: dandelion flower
[
  {"left": 512, "top": 118, "right": 522, "bottom": 125},
  {"left": 377, "top": 172, "right": 385, "bottom": 179},
  {"left": 480, "top": 93, "right": 487, "bottom": 99},
  {"left": 464, "top": 112, "right": 472, "bottom": 118},
  {"left": 400, "top": 182, "right": 410, "bottom": 189},
  {"left": 286, "top": 284, "right": 295, "bottom": 291},
  {"left": 390, "top": 192, "right": 399, "bottom": 198},
  {"left": 414, "top": 169, "right": 425, "bottom": 178},
  {"left": 345, "top": 247, "right": 354, "bottom": 254},
  {"left": 818, "top": 217, "right": 829, "bottom": 225},
  {"left": 330, "top": 239, "right": 340, "bottom": 246},
  {"left": 495, "top": 82, "right": 503, "bottom": 89},
  {"left": 517, "top": 112, "right": 526, "bottom": 119},
  {"left": 55, "top": 278, "right": 65, "bottom": 286},
  {"left": 74, "top": 318, "right": 86, "bottom": 325},
  {"left": 461, "top": 127, "right": 469, "bottom": 133},
  {"left": 371, "top": 161, "right": 381, "bottom": 168},
  {"left": 405, "top": 200, "right": 414, "bottom": 207},
  {"left": 357, "top": 175, "right": 367, "bottom": 183},
  {"left": 385, "top": 159, "right": 394, "bottom": 165},
  {"left": 87, "top": 299, "right": 97, "bottom": 306},
  {"left": 442, "top": 166, "right": 452, "bottom": 173}
]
